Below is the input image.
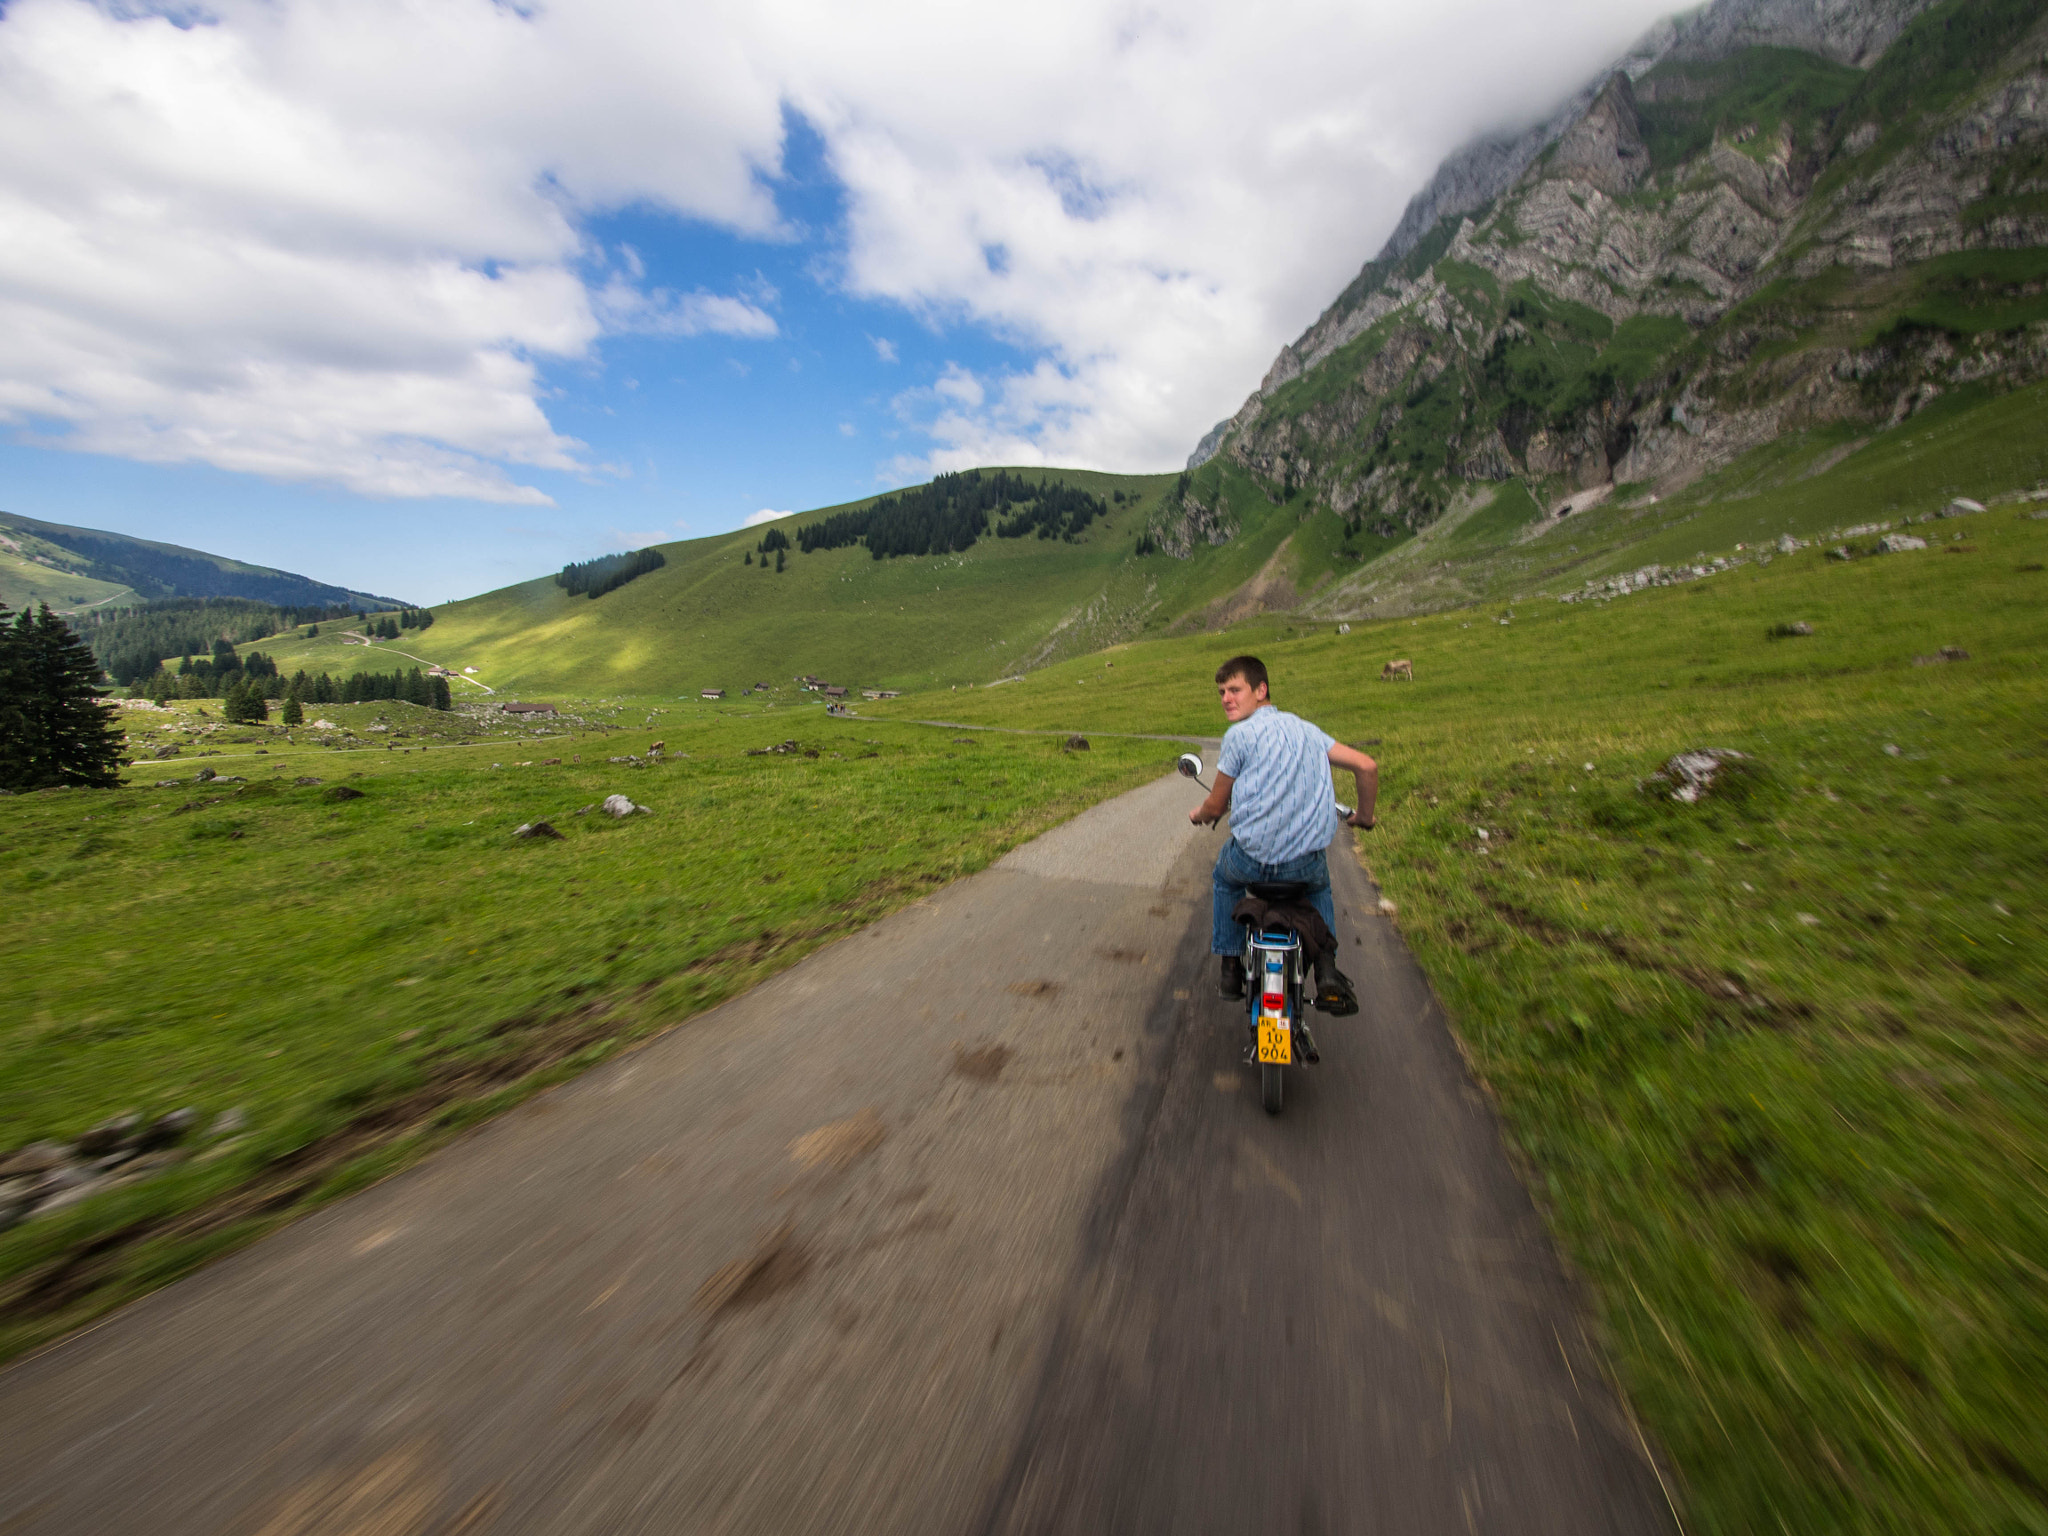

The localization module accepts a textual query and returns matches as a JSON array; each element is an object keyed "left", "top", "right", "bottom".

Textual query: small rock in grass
[
  {"left": 1769, "top": 621, "right": 1814, "bottom": 638},
  {"left": 295, "top": 776, "right": 322, "bottom": 786},
  {"left": 513, "top": 821, "right": 564, "bottom": 840},
  {"left": 323, "top": 785, "right": 365, "bottom": 802},
  {"left": 1912, "top": 647, "right": 1971, "bottom": 666},
  {"left": 1826, "top": 546, "right": 1853, "bottom": 561},
  {"left": 1944, "top": 497, "right": 1985, "bottom": 517},
  {"left": 542, "top": 758, "right": 561, "bottom": 766},
  {"left": 1876, "top": 533, "right": 1927, "bottom": 553},
  {"left": 140, "top": 1107, "right": 197, "bottom": 1149},
  {"left": 1883, "top": 743, "right": 1901, "bottom": 757},
  {"left": 1475, "top": 827, "right": 1490, "bottom": 841},
  {"left": 195, "top": 767, "right": 217, "bottom": 782},
  {"left": 602, "top": 794, "right": 648, "bottom": 818},
  {"left": 575, "top": 804, "right": 594, "bottom": 816},
  {"left": 0, "top": 1140, "right": 69, "bottom": 1179},
  {"left": 1376, "top": 898, "right": 1398, "bottom": 916},
  {"left": 1582, "top": 762, "right": 1595, "bottom": 773},
  {"left": 1065, "top": 735, "right": 1090, "bottom": 751},
  {"left": 209, "top": 1107, "right": 248, "bottom": 1137},
  {"left": 1776, "top": 534, "right": 1801, "bottom": 554},
  {"left": 1796, "top": 912, "right": 1822, "bottom": 927},
  {"left": 75, "top": 1112, "right": 142, "bottom": 1157},
  {"left": 1654, "top": 748, "right": 1748, "bottom": 804}
]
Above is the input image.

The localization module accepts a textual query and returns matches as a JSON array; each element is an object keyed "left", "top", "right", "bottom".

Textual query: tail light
[{"left": 1261, "top": 992, "right": 1285, "bottom": 1010}]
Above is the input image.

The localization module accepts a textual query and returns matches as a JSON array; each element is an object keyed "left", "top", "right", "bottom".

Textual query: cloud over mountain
[{"left": 0, "top": 0, "right": 1676, "bottom": 503}]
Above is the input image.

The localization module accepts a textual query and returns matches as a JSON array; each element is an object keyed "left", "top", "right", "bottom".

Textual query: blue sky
[{"left": 0, "top": 0, "right": 1676, "bottom": 603}]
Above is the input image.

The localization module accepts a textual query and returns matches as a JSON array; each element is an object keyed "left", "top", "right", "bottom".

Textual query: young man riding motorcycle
[{"left": 1187, "top": 654, "right": 1378, "bottom": 1011}]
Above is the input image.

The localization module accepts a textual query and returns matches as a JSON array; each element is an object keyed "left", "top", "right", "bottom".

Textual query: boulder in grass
[
  {"left": 513, "top": 821, "right": 565, "bottom": 840},
  {"left": 1943, "top": 498, "right": 1985, "bottom": 517},
  {"left": 323, "top": 785, "right": 365, "bottom": 802},
  {"left": 1877, "top": 533, "right": 1928, "bottom": 553},
  {"left": 1064, "top": 735, "right": 1090, "bottom": 752},
  {"left": 602, "top": 794, "right": 649, "bottom": 818}
]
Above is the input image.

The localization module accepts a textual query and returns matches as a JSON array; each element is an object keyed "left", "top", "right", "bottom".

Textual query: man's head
[{"left": 1214, "top": 655, "right": 1269, "bottom": 723}]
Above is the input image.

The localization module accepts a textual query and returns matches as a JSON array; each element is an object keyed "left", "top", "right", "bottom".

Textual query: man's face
[{"left": 1217, "top": 673, "right": 1267, "bottom": 723}]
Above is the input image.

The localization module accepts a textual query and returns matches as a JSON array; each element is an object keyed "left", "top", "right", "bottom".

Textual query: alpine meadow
[{"left": 3, "top": 0, "right": 2047, "bottom": 1532}]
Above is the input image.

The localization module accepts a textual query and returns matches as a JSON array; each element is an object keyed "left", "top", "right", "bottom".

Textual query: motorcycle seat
[{"left": 1244, "top": 880, "right": 1313, "bottom": 903}]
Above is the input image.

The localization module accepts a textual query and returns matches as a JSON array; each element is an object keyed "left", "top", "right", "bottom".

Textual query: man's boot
[
  {"left": 1313, "top": 952, "right": 1359, "bottom": 1016},
  {"left": 1219, "top": 955, "right": 1245, "bottom": 1001}
]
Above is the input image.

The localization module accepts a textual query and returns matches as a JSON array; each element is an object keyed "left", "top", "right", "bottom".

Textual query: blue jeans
[{"left": 1211, "top": 838, "right": 1336, "bottom": 955}]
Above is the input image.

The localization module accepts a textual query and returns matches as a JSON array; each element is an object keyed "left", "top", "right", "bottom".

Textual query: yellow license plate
[{"left": 1257, "top": 1020, "right": 1291, "bottom": 1065}]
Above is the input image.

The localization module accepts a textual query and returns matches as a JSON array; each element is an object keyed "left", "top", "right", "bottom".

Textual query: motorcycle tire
[{"left": 1261, "top": 1062, "right": 1284, "bottom": 1115}]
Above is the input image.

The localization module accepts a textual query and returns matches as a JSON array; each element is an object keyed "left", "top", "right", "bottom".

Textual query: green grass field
[
  {"left": 863, "top": 507, "right": 2048, "bottom": 1534},
  {"left": 9, "top": 360, "right": 2048, "bottom": 1528},
  {"left": 0, "top": 701, "right": 1167, "bottom": 1361}
]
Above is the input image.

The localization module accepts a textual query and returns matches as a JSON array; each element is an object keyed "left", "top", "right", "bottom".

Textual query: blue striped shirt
[{"left": 1217, "top": 705, "right": 1338, "bottom": 863}]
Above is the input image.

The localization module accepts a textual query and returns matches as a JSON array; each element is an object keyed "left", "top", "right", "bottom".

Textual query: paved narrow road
[{"left": 0, "top": 774, "right": 1673, "bottom": 1535}]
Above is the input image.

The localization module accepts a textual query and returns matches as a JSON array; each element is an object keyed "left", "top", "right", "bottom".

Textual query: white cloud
[
  {"left": 744, "top": 507, "right": 794, "bottom": 526},
  {"left": 0, "top": 0, "right": 1678, "bottom": 500},
  {"left": 870, "top": 335, "right": 899, "bottom": 363},
  {"left": 594, "top": 279, "right": 778, "bottom": 339}
]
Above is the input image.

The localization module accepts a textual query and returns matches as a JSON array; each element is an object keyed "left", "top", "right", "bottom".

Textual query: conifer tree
[
  {"left": 280, "top": 691, "right": 304, "bottom": 726},
  {"left": 430, "top": 674, "right": 452, "bottom": 710},
  {"left": 2, "top": 604, "right": 124, "bottom": 789},
  {"left": 0, "top": 602, "right": 25, "bottom": 789}
]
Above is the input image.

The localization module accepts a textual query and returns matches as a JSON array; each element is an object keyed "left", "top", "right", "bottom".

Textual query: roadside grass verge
[
  {"left": 0, "top": 709, "right": 1163, "bottom": 1363},
  {"left": 866, "top": 513, "right": 2048, "bottom": 1533}
]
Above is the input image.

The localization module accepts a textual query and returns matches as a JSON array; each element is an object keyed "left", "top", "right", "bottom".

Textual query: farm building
[{"left": 501, "top": 702, "right": 556, "bottom": 716}]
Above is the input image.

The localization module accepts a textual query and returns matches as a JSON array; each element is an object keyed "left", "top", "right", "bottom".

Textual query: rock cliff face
[{"left": 1187, "top": 0, "right": 2042, "bottom": 528}]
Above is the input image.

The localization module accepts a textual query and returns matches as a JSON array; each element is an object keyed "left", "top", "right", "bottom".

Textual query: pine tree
[
  {"left": 3, "top": 604, "right": 124, "bottom": 789},
  {"left": 281, "top": 691, "right": 304, "bottom": 726},
  {"left": 430, "top": 674, "right": 452, "bottom": 710},
  {"left": 0, "top": 602, "right": 25, "bottom": 789}
]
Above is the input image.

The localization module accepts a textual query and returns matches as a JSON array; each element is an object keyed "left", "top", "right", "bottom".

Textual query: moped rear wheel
[{"left": 1260, "top": 1062, "right": 1284, "bottom": 1115}]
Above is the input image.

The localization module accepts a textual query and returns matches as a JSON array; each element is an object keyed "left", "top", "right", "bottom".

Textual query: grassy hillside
[
  {"left": 0, "top": 510, "right": 399, "bottom": 611},
  {"left": 0, "top": 541, "right": 134, "bottom": 614},
  {"left": 241, "top": 467, "right": 1332, "bottom": 698},
  {"left": 864, "top": 500, "right": 2048, "bottom": 1534}
]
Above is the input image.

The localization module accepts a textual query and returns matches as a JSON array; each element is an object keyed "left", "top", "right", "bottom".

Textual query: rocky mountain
[{"left": 1179, "top": 0, "right": 2048, "bottom": 558}]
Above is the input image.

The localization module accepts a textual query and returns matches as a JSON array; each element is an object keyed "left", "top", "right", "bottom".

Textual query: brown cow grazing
[{"left": 1380, "top": 659, "right": 1413, "bottom": 682}]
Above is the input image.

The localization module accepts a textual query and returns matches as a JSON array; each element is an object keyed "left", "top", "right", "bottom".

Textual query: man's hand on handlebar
[{"left": 1346, "top": 809, "right": 1377, "bottom": 830}]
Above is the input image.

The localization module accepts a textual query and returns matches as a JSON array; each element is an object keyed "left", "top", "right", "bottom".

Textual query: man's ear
[{"left": 1252, "top": 681, "right": 1270, "bottom": 704}]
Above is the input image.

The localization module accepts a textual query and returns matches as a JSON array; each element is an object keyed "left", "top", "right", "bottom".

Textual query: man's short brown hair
[{"left": 1214, "top": 654, "right": 1268, "bottom": 692}]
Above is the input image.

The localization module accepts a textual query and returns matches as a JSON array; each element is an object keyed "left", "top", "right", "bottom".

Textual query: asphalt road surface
[{"left": 0, "top": 773, "right": 1676, "bottom": 1535}]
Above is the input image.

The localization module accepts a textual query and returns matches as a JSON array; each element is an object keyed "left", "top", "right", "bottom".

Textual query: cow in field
[{"left": 1381, "top": 659, "right": 1413, "bottom": 682}]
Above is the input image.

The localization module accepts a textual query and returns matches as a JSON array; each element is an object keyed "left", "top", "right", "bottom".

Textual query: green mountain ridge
[{"left": 0, "top": 510, "right": 403, "bottom": 616}]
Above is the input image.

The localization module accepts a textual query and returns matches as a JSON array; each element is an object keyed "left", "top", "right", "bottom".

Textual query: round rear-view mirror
[{"left": 1176, "top": 752, "right": 1203, "bottom": 779}]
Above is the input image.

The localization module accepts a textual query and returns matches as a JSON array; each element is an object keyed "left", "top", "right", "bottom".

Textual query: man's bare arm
[
  {"left": 1190, "top": 770, "right": 1235, "bottom": 826},
  {"left": 1328, "top": 742, "right": 1378, "bottom": 827}
]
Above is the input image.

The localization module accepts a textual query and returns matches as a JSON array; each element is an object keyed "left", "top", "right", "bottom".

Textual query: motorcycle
[{"left": 1177, "top": 750, "right": 1353, "bottom": 1116}]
